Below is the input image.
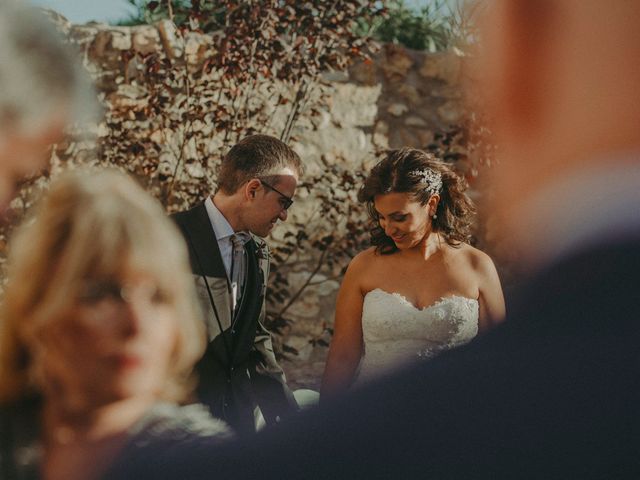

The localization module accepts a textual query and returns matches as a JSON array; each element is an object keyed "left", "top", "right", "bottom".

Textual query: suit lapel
[
  {"left": 174, "top": 204, "right": 267, "bottom": 363},
  {"left": 174, "top": 203, "right": 226, "bottom": 278},
  {"left": 173, "top": 203, "right": 234, "bottom": 367}
]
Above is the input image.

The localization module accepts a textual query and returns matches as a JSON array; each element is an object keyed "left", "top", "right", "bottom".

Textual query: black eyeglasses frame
[{"left": 259, "top": 179, "right": 294, "bottom": 210}]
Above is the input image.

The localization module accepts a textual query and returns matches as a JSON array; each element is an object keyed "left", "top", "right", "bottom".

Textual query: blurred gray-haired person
[{"left": 0, "top": 0, "right": 96, "bottom": 209}]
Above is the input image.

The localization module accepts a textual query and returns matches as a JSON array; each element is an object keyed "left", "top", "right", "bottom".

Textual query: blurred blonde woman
[{"left": 0, "top": 170, "right": 231, "bottom": 480}]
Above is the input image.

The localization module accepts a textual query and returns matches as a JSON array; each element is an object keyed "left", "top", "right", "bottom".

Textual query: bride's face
[{"left": 374, "top": 192, "right": 431, "bottom": 249}]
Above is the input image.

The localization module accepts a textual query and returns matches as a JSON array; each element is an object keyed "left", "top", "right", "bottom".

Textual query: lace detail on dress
[{"left": 355, "top": 288, "right": 479, "bottom": 386}]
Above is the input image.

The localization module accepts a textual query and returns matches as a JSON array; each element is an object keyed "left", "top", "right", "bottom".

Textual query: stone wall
[{"left": 53, "top": 15, "right": 467, "bottom": 390}]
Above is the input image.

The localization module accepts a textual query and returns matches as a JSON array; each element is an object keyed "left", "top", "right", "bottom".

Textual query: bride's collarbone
[
  {"left": 363, "top": 269, "right": 477, "bottom": 309},
  {"left": 362, "top": 263, "right": 447, "bottom": 292},
  {"left": 374, "top": 257, "right": 450, "bottom": 282},
  {"left": 360, "top": 249, "right": 476, "bottom": 297},
  {"left": 366, "top": 287, "right": 475, "bottom": 312}
]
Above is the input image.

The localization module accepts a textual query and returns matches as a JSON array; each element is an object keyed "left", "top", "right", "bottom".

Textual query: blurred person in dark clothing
[{"left": 104, "top": 1, "right": 640, "bottom": 478}]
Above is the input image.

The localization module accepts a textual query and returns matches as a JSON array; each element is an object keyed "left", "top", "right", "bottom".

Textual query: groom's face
[{"left": 246, "top": 167, "right": 298, "bottom": 237}]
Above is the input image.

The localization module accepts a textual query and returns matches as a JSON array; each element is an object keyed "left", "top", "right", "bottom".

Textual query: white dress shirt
[{"left": 205, "top": 196, "right": 249, "bottom": 311}]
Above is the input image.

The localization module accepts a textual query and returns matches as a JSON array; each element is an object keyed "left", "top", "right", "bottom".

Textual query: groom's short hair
[{"left": 216, "top": 135, "right": 302, "bottom": 194}]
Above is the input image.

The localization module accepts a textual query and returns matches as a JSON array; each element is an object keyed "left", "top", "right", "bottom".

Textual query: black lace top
[{"left": 0, "top": 397, "right": 232, "bottom": 480}]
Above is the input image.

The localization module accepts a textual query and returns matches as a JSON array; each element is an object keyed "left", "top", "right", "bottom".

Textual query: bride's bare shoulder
[
  {"left": 342, "top": 248, "right": 391, "bottom": 294},
  {"left": 353, "top": 246, "right": 378, "bottom": 261},
  {"left": 347, "top": 247, "right": 385, "bottom": 274},
  {"left": 452, "top": 242, "right": 497, "bottom": 273}
]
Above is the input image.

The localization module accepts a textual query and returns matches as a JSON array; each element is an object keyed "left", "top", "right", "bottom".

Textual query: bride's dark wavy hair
[{"left": 358, "top": 148, "right": 476, "bottom": 255}]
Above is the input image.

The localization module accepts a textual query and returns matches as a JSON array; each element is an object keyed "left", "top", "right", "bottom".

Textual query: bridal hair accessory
[{"left": 410, "top": 168, "right": 442, "bottom": 197}]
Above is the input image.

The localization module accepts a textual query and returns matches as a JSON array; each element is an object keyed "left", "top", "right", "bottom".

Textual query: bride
[{"left": 321, "top": 148, "right": 505, "bottom": 398}]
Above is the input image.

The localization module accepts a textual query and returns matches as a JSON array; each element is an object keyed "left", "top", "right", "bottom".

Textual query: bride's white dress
[{"left": 355, "top": 288, "right": 479, "bottom": 386}]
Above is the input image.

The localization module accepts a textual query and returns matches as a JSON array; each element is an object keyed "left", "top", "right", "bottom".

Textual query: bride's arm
[
  {"left": 320, "top": 255, "right": 367, "bottom": 401},
  {"left": 476, "top": 252, "right": 506, "bottom": 332}
]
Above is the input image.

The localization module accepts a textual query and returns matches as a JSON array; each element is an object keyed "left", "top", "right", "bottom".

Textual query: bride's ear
[{"left": 427, "top": 194, "right": 440, "bottom": 217}]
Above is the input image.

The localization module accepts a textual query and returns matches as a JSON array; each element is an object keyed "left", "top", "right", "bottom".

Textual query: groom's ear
[{"left": 244, "top": 178, "right": 261, "bottom": 201}]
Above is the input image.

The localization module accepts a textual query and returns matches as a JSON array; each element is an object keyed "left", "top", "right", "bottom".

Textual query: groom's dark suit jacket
[
  {"left": 171, "top": 203, "right": 297, "bottom": 435},
  {"left": 105, "top": 236, "right": 640, "bottom": 479}
]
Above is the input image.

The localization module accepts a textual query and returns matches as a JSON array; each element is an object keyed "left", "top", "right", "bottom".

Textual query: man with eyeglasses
[{"left": 171, "top": 134, "right": 302, "bottom": 435}]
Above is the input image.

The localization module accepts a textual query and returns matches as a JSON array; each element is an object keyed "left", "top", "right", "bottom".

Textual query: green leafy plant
[
  {"left": 356, "top": 0, "right": 480, "bottom": 52},
  {"left": 118, "top": 1, "right": 479, "bottom": 53},
  {"left": 118, "top": 0, "right": 194, "bottom": 27}
]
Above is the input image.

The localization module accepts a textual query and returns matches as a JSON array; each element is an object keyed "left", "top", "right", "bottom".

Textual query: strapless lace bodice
[{"left": 355, "top": 288, "right": 479, "bottom": 386}]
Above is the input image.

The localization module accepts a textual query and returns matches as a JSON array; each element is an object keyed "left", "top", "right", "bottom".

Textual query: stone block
[
  {"left": 387, "top": 103, "right": 409, "bottom": 117},
  {"left": 381, "top": 44, "right": 414, "bottom": 82},
  {"left": 286, "top": 295, "right": 321, "bottom": 320},
  {"left": 389, "top": 128, "right": 420, "bottom": 149},
  {"left": 405, "top": 115, "right": 428, "bottom": 127},
  {"left": 321, "top": 71, "right": 350, "bottom": 83},
  {"left": 110, "top": 30, "right": 132, "bottom": 50},
  {"left": 420, "top": 51, "right": 462, "bottom": 85},
  {"left": 285, "top": 336, "right": 314, "bottom": 362},
  {"left": 349, "top": 60, "right": 377, "bottom": 85},
  {"left": 397, "top": 83, "right": 422, "bottom": 105},
  {"left": 331, "top": 84, "right": 381, "bottom": 127},
  {"left": 89, "top": 30, "right": 112, "bottom": 60},
  {"left": 417, "top": 129, "right": 435, "bottom": 147},
  {"left": 430, "top": 84, "right": 462, "bottom": 100},
  {"left": 437, "top": 100, "right": 463, "bottom": 124},
  {"left": 374, "top": 120, "right": 389, "bottom": 135},
  {"left": 132, "top": 27, "right": 161, "bottom": 55}
]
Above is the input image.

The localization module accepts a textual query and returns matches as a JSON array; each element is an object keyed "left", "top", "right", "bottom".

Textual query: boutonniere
[{"left": 255, "top": 242, "right": 268, "bottom": 261}]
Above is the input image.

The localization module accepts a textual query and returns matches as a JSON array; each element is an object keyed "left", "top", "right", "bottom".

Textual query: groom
[{"left": 172, "top": 134, "right": 302, "bottom": 435}]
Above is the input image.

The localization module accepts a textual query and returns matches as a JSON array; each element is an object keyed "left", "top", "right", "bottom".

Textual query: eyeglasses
[{"left": 259, "top": 179, "right": 294, "bottom": 211}]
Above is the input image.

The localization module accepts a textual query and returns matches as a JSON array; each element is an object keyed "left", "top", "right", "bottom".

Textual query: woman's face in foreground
[{"left": 44, "top": 266, "right": 178, "bottom": 409}]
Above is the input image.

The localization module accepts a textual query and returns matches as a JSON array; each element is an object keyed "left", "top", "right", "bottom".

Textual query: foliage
[
  {"left": 0, "top": 1, "right": 383, "bottom": 358},
  {"left": 1, "top": 2, "right": 493, "bottom": 368},
  {"left": 426, "top": 109, "right": 495, "bottom": 179},
  {"left": 99, "top": 1, "right": 383, "bottom": 205},
  {"left": 119, "top": 0, "right": 196, "bottom": 27},
  {"left": 117, "top": 1, "right": 480, "bottom": 53},
  {"left": 108, "top": 1, "right": 384, "bottom": 343},
  {"left": 356, "top": 0, "right": 479, "bottom": 52}
]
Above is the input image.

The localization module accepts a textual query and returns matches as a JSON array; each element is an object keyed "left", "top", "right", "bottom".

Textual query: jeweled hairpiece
[{"left": 410, "top": 168, "right": 442, "bottom": 196}]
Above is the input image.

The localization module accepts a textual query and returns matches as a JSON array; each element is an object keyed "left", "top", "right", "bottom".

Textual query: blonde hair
[{"left": 0, "top": 169, "right": 205, "bottom": 404}]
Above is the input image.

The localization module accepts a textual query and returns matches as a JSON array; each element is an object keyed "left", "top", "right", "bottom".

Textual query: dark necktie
[{"left": 229, "top": 232, "right": 250, "bottom": 313}]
